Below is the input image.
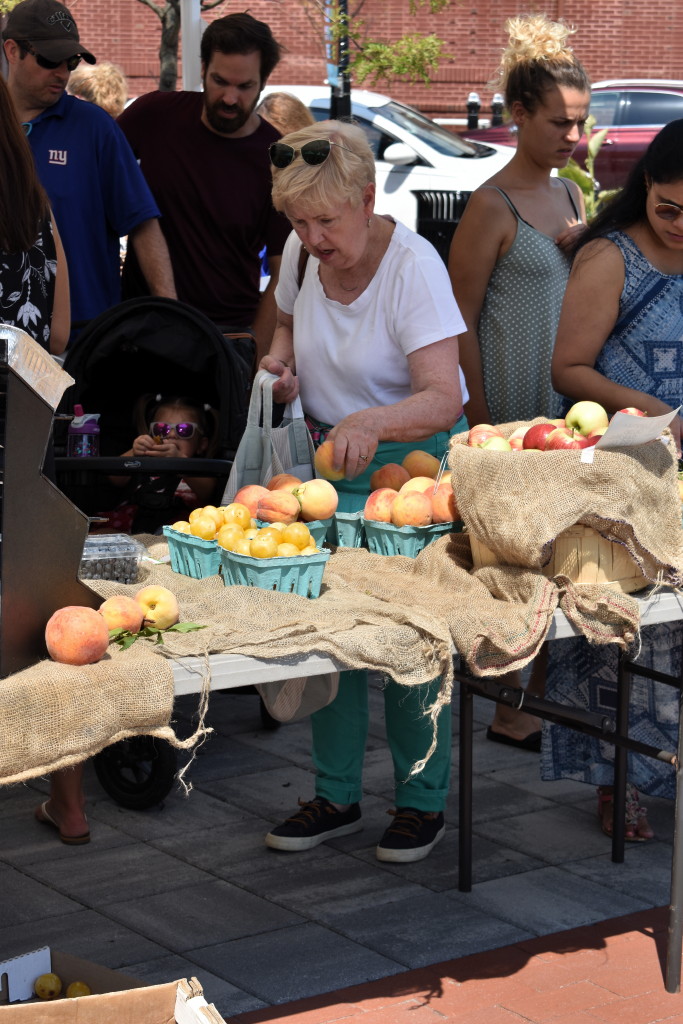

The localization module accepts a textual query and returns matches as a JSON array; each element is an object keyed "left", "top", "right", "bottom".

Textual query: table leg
[
  {"left": 666, "top": 686, "right": 683, "bottom": 993},
  {"left": 458, "top": 669, "right": 473, "bottom": 892}
]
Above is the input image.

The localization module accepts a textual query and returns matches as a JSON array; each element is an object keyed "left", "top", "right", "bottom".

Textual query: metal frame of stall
[{"left": 455, "top": 589, "right": 683, "bottom": 993}]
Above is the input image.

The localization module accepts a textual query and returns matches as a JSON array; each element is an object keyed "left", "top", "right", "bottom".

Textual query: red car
[{"left": 462, "top": 80, "right": 683, "bottom": 191}]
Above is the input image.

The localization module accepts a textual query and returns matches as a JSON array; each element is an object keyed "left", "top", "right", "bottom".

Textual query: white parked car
[{"left": 259, "top": 84, "right": 514, "bottom": 262}]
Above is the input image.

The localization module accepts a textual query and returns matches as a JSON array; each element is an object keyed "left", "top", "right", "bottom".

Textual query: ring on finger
[{"left": 359, "top": 454, "right": 369, "bottom": 462}]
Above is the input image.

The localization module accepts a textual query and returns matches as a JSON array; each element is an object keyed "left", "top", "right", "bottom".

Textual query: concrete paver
[{"left": 0, "top": 680, "right": 679, "bottom": 1021}]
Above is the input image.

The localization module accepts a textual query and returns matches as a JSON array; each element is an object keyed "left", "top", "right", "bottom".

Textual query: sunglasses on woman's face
[
  {"left": 19, "top": 41, "right": 82, "bottom": 72},
  {"left": 654, "top": 201, "right": 683, "bottom": 222},
  {"left": 269, "top": 139, "right": 354, "bottom": 168},
  {"left": 149, "top": 421, "right": 202, "bottom": 440}
]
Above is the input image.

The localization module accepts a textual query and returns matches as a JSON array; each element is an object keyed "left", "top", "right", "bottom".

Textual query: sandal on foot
[
  {"left": 35, "top": 801, "right": 90, "bottom": 846},
  {"left": 597, "top": 785, "right": 654, "bottom": 842}
]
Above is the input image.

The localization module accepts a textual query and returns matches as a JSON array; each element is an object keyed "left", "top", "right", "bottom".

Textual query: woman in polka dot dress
[
  {"left": 447, "top": 14, "right": 590, "bottom": 750},
  {"left": 448, "top": 13, "right": 590, "bottom": 428}
]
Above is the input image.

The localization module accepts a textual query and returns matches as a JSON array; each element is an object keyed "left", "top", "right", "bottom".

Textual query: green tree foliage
[{"left": 315, "top": 0, "right": 452, "bottom": 85}]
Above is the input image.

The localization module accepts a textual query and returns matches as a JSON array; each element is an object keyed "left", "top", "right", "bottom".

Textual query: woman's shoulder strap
[
  {"left": 558, "top": 177, "right": 581, "bottom": 219},
  {"left": 480, "top": 185, "right": 521, "bottom": 218},
  {"left": 297, "top": 245, "right": 309, "bottom": 290}
]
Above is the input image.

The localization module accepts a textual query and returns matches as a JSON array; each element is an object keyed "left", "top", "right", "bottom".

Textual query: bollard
[
  {"left": 491, "top": 92, "right": 505, "bottom": 127},
  {"left": 466, "top": 91, "right": 480, "bottom": 131}
]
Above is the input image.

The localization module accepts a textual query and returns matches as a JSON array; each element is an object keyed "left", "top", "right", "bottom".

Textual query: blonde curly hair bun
[{"left": 492, "top": 13, "right": 589, "bottom": 111}]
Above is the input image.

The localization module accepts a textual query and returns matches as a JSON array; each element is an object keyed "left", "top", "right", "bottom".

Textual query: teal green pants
[
  {"left": 313, "top": 670, "right": 451, "bottom": 810},
  {"left": 311, "top": 414, "right": 467, "bottom": 811}
]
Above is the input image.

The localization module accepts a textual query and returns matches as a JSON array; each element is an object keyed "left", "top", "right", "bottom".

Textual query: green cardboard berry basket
[
  {"left": 362, "top": 519, "right": 460, "bottom": 558},
  {"left": 220, "top": 546, "right": 331, "bottom": 597},
  {"left": 163, "top": 525, "right": 221, "bottom": 578},
  {"left": 326, "top": 510, "right": 366, "bottom": 548}
]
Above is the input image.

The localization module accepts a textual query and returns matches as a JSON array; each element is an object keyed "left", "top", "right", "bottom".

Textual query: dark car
[{"left": 462, "top": 79, "right": 683, "bottom": 190}]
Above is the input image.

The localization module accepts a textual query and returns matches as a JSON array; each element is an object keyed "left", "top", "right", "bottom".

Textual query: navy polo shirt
[{"left": 26, "top": 92, "right": 160, "bottom": 326}]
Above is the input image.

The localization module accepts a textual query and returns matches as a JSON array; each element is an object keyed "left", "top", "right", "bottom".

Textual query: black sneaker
[
  {"left": 265, "top": 797, "right": 362, "bottom": 851},
  {"left": 376, "top": 807, "right": 445, "bottom": 863}
]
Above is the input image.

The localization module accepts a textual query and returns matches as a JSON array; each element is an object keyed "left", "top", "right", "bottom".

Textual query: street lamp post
[{"left": 327, "top": 0, "right": 351, "bottom": 120}]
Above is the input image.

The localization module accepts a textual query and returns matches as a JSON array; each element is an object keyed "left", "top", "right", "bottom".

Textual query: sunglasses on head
[
  {"left": 18, "top": 41, "right": 82, "bottom": 72},
  {"left": 654, "top": 201, "right": 683, "bottom": 222},
  {"left": 149, "top": 421, "right": 202, "bottom": 440},
  {"left": 269, "top": 139, "right": 354, "bottom": 168}
]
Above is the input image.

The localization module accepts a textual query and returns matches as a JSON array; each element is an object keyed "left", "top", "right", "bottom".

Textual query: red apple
[
  {"left": 507, "top": 426, "right": 528, "bottom": 442},
  {"left": 467, "top": 423, "right": 503, "bottom": 447},
  {"left": 522, "top": 422, "right": 557, "bottom": 451},
  {"left": 565, "top": 400, "right": 609, "bottom": 437},
  {"left": 617, "top": 407, "right": 647, "bottom": 417},
  {"left": 544, "top": 427, "right": 593, "bottom": 451},
  {"left": 586, "top": 426, "right": 608, "bottom": 445}
]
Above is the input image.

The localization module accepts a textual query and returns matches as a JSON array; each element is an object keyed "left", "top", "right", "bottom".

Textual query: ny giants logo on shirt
[{"left": 48, "top": 150, "right": 67, "bottom": 165}]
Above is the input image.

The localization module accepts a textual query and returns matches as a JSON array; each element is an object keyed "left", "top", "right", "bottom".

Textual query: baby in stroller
[{"left": 104, "top": 394, "right": 219, "bottom": 533}]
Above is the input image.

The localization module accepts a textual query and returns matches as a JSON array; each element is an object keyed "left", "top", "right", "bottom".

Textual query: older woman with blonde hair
[
  {"left": 261, "top": 119, "right": 468, "bottom": 862},
  {"left": 67, "top": 61, "right": 128, "bottom": 119}
]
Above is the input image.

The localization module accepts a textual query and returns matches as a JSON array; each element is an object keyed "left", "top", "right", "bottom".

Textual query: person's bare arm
[
  {"left": 128, "top": 218, "right": 177, "bottom": 299},
  {"left": 328, "top": 336, "right": 462, "bottom": 478},
  {"left": 552, "top": 239, "right": 682, "bottom": 448},
  {"left": 251, "top": 254, "right": 281, "bottom": 363},
  {"left": 259, "top": 306, "right": 299, "bottom": 403},
  {"left": 49, "top": 213, "right": 70, "bottom": 354},
  {"left": 448, "top": 188, "right": 511, "bottom": 425}
]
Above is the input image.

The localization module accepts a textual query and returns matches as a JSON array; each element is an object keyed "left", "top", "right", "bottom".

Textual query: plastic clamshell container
[
  {"left": 327, "top": 510, "right": 366, "bottom": 548},
  {"left": 362, "top": 519, "right": 459, "bottom": 557},
  {"left": 220, "top": 546, "right": 331, "bottom": 598},
  {"left": 255, "top": 517, "right": 332, "bottom": 547},
  {"left": 163, "top": 525, "right": 221, "bottom": 578},
  {"left": 79, "top": 533, "right": 145, "bottom": 584}
]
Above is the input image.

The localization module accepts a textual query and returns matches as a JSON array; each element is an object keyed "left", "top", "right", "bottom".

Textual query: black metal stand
[{"left": 455, "top": 648, "right": 682, "bottom": 991}]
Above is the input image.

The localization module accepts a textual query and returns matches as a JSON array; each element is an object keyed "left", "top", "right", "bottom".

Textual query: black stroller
[{"left": 53, "top": 297, "right": 274, "bottom": 809}]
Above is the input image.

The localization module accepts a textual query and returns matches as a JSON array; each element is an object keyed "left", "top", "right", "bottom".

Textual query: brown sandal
[{"left": 597, "top": 784, "right": 654, "bottom": 842}]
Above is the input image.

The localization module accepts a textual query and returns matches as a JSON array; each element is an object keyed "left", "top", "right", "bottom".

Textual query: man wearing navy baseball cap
[{"left": 3, "top": 0, "right": 175, "bottom": 340}]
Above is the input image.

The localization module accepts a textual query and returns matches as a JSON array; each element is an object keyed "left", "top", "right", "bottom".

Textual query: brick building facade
[{"left": 57, "top": 1, "right": 683, "bottom": 119}]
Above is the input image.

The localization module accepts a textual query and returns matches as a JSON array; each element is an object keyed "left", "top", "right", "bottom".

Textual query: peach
[
  {"left": 398, "top": 475, "right": 437, "bottom": 496},
  {"left": 234, "top": 484, "right": 270, "bottom": 517},
  {"left": 391, "top": 491, "right": 433, "bottom": 527},
  {"left": 267, "top": 473, "right": 302, "bottom": 491},
  {"left": 370, "top": 463, "right": 410, "bottom": 492},
  {"left": 314, "top": 439, "right": 345, "bottom": 481},
  {"left": 363, "top": 487, "right": 398, "bottom": 523},
  {"left": 432, "top": 481, "right": 459, "bottom": 523},
  {"left": 293, "top": 478, "right": 339, "bottom": 522},
  {"left": 401, "top": 449, "right": 441, "bottom": 479},
  {"left": 98, "top": 595, "right": 144, "bottom": 633},
  {"left": 257, "top": 490, "right": 301, "bottom": 524},
  {"left": 45, "top": 606, "right": 110, "bottom": 666},
  {"left": 135, "top": 585, "right": 180, "bottom": 629}
]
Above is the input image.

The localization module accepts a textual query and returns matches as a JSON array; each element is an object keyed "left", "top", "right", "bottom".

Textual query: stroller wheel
[{"left": 93, "top": 735, "right": 178, "bottom": 810}]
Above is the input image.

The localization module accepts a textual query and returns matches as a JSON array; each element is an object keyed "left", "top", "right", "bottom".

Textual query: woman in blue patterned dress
[{"left": 546, "top": 119, "right": 683, "bottom": 840}]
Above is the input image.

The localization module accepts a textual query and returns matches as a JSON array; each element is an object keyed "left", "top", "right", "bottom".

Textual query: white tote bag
[{"left": 221, "top": 369, "right": 316, "bottom": 504}]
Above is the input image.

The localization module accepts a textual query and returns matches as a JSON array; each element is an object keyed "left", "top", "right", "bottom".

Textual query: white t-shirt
[{"left": 275, "top": 221, "right": 468, "bottom": 425}]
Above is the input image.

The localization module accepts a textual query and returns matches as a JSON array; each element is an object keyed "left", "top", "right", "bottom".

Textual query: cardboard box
[{"left": 0, "top": 948, "right": 225, "bottom": 1023}]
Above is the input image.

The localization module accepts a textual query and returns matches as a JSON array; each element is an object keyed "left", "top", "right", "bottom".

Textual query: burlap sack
[
  {"left": 449, "top": 421, "right": 683, "bottom": 585},
  {"left": 0, "top": 515, "right": 649, "bottom": 786}
]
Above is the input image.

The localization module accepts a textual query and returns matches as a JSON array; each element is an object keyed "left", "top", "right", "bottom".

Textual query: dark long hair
[
  {"left": 0, "top": 76, "right": 48, "bottom": 252},
  {"left": 576, "top": 118, "right": 683, "bottom": 253}
]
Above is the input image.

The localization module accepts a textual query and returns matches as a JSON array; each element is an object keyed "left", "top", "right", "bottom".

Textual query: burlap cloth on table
[{"left": 0, "top": 477, "right": 662, "bottom": 786}]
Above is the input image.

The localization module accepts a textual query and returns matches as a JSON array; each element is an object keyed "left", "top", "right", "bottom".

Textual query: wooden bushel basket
[{"left": 469, "top": 524, "right": 649, "bottom": 594}]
